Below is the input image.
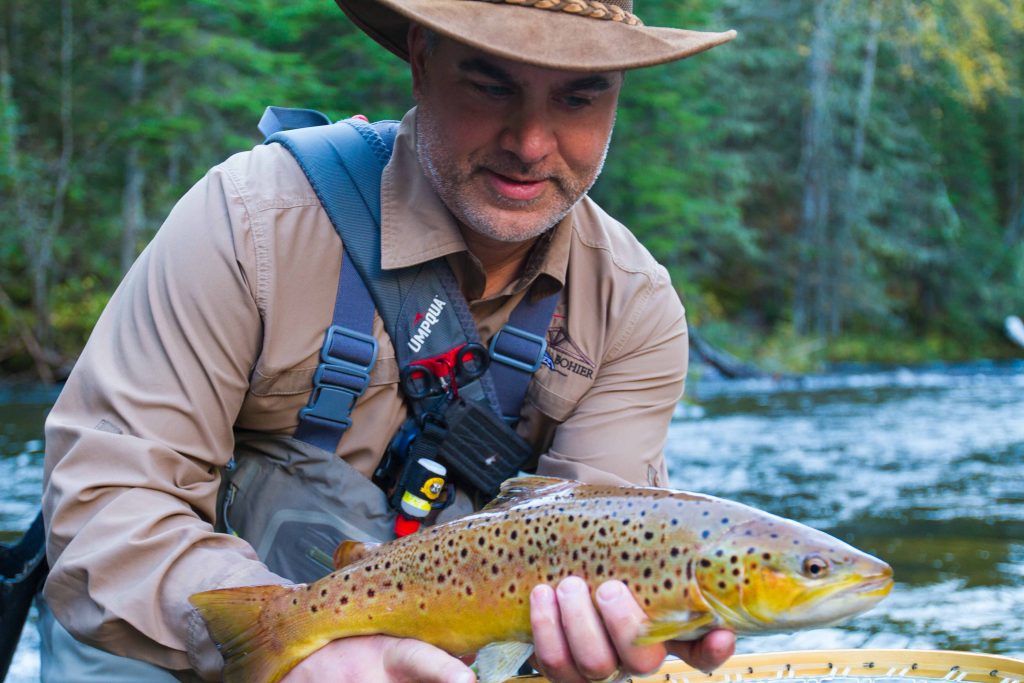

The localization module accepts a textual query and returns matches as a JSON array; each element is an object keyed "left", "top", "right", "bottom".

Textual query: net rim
[{"left": 511, "top": 650, "right": 1024, "bottom": 683}]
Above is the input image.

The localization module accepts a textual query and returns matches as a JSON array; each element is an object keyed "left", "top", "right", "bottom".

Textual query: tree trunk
[
  {"left": 28, "top": 0, "right": 73, "bottom": 354},
  {"left": 121, "top": 22, "right": 146, "bottom": 275},
  {"left": 794, "top": 0, "right": 836, "bottom": 338},
  {"left": 830, "top": 0, "right": 881, "bottom": 336}
]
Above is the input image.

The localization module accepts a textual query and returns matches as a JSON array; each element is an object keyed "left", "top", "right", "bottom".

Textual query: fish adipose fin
[
  {"left": 474, "top": 641, "right": 535, "bottom": 683},
  {"left": 634, "top": 611, "right": 717, "bottom": 645},
  {"left": 333, "top": 539, "right": 381, "bottom": 569},
  {"left": 190, "top": 584, "right": 310, "bottom": 683},
  {"left": 483, "top": 475, "right": 579, "bottom": 510}
]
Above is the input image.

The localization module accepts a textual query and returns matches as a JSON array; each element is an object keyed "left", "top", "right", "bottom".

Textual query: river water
[{"left": 2, "top": 363, "right": 1023, "bottom": 680}]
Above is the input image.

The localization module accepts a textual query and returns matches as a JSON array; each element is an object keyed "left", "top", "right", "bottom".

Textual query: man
[{"left": 40, "top": 1, "right": 737, "bottom": 681}]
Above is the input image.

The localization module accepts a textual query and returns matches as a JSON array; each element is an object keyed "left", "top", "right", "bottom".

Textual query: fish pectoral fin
[
  {"left": 634, "top": 612, "right": 717, "bottom": 645},
  {"left": 482, "top": 475, "right": 579, "bottom": 510},
  {"left": 332, "top": 540, "right": 380, "bottom": 569},
  {"left": 474, "top": 641, "right": 535, "bottom": 683}
]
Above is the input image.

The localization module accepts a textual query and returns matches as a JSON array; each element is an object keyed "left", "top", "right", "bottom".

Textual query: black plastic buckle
[
  {"left": 489, "top": 325, "right": 547, "bottom": 373},
  {"left": 299, "top": 325, "right": 378, "bottom": 427}
]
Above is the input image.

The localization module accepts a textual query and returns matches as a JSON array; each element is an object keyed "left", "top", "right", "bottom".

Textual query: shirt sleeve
[
  {"left": 535, "top": 267, "right": 687, "bottom": 487},
  {"left": 41, "top": 158, "right": 287, "bottom": 680}
]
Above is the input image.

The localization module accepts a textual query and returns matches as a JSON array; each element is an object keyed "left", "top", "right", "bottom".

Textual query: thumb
[{"left": 383, "top": 638, "right": 476, "bottom": 683}]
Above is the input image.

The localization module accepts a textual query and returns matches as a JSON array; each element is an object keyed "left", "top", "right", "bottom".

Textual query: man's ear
[{"left": 408, "top": 24, "right": 428, "bottom": 100}]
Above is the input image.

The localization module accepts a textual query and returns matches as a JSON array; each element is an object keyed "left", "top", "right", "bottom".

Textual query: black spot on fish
[
  {"left": 491, "top": 564, "right": 500, "bottom": 575},
  {"left": 478, "top": 537, "right": 486, "bottom": 547},
  {"left": 311, "top": 605, "right": 318, "bottom": 613},
  {"left": 397, "top": 582, "right": 404, "bottom": 592},
  {"left": 731, "top": 555, "right": 738, "bottom": 564},
  {"left": 320, "top": 589, "right": 327, "bottom": 597},
  {"left": 644, "top": 531, "right": 655, "bottom": 541},
  {"left": 644, "top": 567, "right": 653, "bottom": 578},
  {"left": 510, "top": 530, "right": 518, "bottom": 540},
  {"left": 763, "top": 553, "right": 772, "bottom": 560},
  {"left": 621, "top": 551, "right": 631, "bottom": 561},
  {"left": 671, "top": 548, "right": 680, "bottom": 557},
  {"left": 292, "top": 598, "right": 298, "bottom": 605},
  {"left": 466, "top": 586, "right": 473, "bottom": 596},
  {"left": 437, "top": 574, "right": 446, "bottom": 584},
  {"left": 461, "top": 548, "right": 468, "bottom": 558},
  {"left": 718, "top": 581, "right": 727, "bottom": 590},
  {"left": 367, "top": 588, "right": 375, "bottom": 598},
  {"left": 340, "top": 596, "right": 348, "bottom": 605},
  {"left": 700, "top": 559, "right": 712, "bottom": 568}
]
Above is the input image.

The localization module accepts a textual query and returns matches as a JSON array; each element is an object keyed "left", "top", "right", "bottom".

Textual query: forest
[{"left": 2, "top": 0, "right": 1023, "bottom": 381}]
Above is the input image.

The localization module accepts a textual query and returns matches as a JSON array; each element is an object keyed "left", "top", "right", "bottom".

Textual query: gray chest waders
[{"left": 218, "top": 108, "right": 560, "bottom": 584}]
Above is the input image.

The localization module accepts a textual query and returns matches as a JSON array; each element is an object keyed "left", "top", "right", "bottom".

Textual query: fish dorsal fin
[
  {"left": 475, "top": 641, "right": 535, "bottom": 683},
  {"left": 333, "top": 540, "right": 381, "bottom": 569},
  {"left": 482, "top": 475, "right": 579, "bottom": 510}
]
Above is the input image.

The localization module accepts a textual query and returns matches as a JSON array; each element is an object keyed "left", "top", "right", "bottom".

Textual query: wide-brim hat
[{"left": 334, "top": 0, "right": 737, "bottom": 72}]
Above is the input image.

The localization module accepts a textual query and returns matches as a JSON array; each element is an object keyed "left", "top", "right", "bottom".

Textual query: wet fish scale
[{"left": 191, "top": 476, "right": 893, "bottom": 683}]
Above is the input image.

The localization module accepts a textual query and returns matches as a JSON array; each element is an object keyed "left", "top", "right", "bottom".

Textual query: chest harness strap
[{"left": 260, "top": 107, "right": 560, "bottom": 515}]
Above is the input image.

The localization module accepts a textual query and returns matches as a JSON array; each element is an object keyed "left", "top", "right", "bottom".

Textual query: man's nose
[{"left": 499, "top": 107, "right": 556, "bottom": 165}]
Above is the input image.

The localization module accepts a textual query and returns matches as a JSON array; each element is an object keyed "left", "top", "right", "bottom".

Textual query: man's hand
[
  {"left": 280, "top": 634, "right": 475, "bottom": 683},
  {"left": 530, "top": 576, "right": 736, "bottom": 683}
]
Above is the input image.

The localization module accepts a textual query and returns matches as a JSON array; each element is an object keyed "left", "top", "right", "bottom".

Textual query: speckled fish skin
[{"left": 190, "top": 476, "right": 893, "bottom": 683}]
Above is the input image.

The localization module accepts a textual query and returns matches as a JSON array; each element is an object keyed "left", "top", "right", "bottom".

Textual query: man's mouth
[{"left": 485, "top": 169, "right": 548, "bottom": 202}]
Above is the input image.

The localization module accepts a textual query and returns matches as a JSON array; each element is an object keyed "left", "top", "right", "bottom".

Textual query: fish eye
[{"left": 801, "top": 554, "right": 830, "bottom": 579}]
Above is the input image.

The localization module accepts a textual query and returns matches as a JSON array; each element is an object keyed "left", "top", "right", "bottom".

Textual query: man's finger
[
  {"left": 594, "top": 580, "right": 666, "bottom": 676},
  {"left": 530, "top": 583, "right": 586, "bottom": 683},
  {"left": 666, "top": 628, "right": 736, "bottom": 674},
  {"left": 555, "top": 576, "right": 620, "bottom": 681},
  {"left": 383, "top": 637, "right": 476, "bottom": 683}
]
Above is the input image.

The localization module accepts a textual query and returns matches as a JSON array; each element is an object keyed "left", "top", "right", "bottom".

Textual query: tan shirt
[{"left": 41, "top": 109, "right": 688, "bottom": 680}]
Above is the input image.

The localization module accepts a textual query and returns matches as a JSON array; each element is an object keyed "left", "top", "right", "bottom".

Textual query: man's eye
[
  {"left": 474, "top": 83, "right": 513, "bottom": 98},
  {"left": 561, "top": 95, "right": 593, "bottom": 109}
]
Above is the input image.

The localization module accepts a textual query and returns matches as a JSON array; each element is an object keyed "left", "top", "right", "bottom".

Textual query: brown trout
[{"left": 190, "top": 476, "right": 893, "bottom": 683}]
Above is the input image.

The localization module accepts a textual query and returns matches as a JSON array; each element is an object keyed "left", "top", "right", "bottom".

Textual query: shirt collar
[{"left": 379, "top": 108, "right": 571, "bottom": 302}]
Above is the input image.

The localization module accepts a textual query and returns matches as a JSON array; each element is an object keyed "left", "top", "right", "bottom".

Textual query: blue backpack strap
[{"left": 490, "top": 292, "right": 561, "bottom": 421}]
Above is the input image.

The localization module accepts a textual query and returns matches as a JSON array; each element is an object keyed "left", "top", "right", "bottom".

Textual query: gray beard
[{"left": 415, "top": 108, "right": 611, "bottom": 244}]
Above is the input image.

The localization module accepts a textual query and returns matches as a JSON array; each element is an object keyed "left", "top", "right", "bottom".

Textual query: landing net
[{"left": 514, "top": 649, "right": 1024, "bottom": 683}]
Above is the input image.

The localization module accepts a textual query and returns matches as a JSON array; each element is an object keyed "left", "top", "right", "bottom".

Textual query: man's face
[{"left": 410, "top": 28, "right": 623, "bottom": 244}]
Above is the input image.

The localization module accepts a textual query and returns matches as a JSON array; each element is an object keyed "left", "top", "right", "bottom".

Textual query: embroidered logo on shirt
[
  {"left": 545, "top": 316, "right": 595, "bottom": 379},
  {"left": 408, "top": 296, "right": 447, "bottom": 352}
]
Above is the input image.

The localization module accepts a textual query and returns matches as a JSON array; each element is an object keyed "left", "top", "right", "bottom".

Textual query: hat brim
[{"left": 335, "top": 0, "right": 736, "bottom": 72}]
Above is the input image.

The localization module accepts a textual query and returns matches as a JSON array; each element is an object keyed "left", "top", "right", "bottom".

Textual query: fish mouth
[{"left": 848, "top": 572, "right": 894, "bottom": 598}]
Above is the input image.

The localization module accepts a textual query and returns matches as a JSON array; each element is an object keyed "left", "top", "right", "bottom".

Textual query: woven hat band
[{"left": 467, "top": 0, "right": 643, "bottom": 26}]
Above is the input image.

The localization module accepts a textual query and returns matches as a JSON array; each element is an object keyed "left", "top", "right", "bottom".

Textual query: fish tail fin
[{"left": 190, "top": 584, "right": 306, "bottom": 683}]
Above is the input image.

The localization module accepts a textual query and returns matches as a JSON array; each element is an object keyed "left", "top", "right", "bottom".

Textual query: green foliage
[{"left": 0, "top": 0, "right": 1022, "bottom": 378}]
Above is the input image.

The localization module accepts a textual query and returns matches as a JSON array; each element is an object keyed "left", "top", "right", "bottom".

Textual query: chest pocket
[{"left": 525, "top": 330, "right": 599, "bottom": 422}]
